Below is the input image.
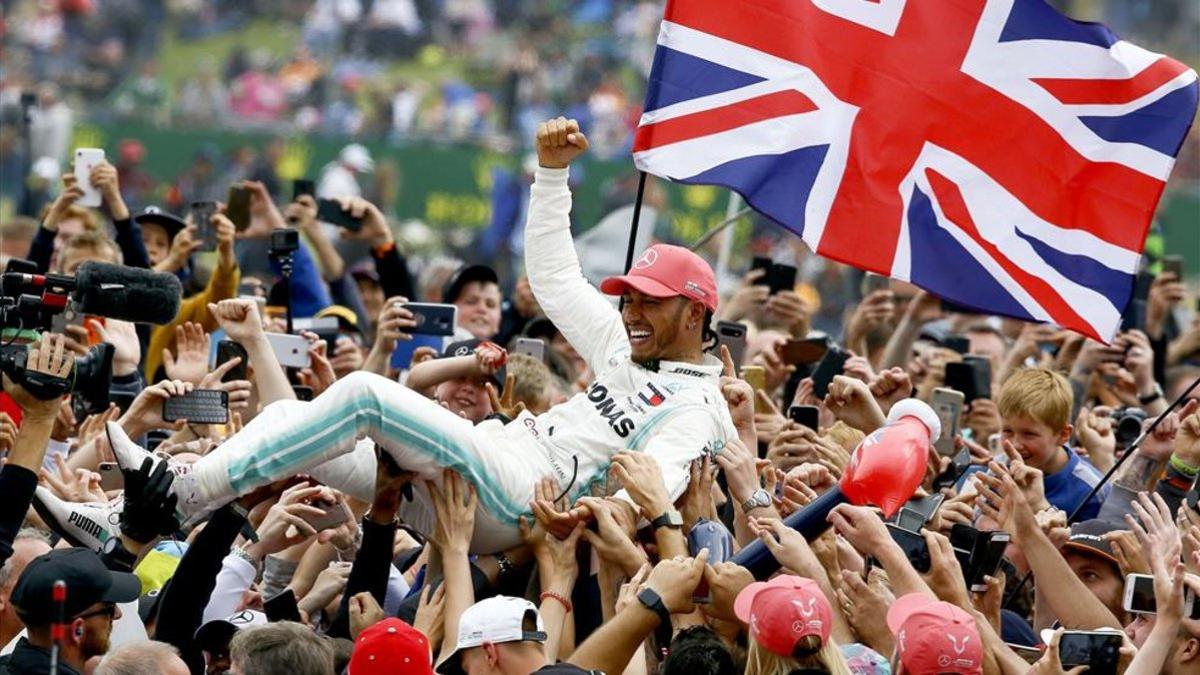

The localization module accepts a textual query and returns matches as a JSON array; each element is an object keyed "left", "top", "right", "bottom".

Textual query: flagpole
[
  {"left": 624, "top": 171, "right": 649, "bottom": 273},
  {"left": 715, "top": 191, "right": 743, "bottom": 282}
]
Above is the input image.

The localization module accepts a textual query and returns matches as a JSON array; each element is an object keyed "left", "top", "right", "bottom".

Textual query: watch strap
[
  {"left": 1138, "top": 384, "right": 1164, "bottom": 405},
  {"left": 637, "top": 587, "right": 671, "bottom": 626},
  {"left": 650, "top": 510, "right": 682, "bottom": 530}
]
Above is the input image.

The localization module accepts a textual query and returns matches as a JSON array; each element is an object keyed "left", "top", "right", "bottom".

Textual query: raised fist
[{"left": 536, "top": 117, "right": 590, "bottom": 169}]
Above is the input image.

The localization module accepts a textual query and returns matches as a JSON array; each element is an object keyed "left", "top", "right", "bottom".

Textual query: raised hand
[
  {"left": 825, "top": 374, "right": 886, "bottom": 432},
  {"left": 485, "top": 372, "right": 526, "bottom": 420},
  {"left": 609, "top": 451, "right": 671, "bottom": 520},
  {"left": 163, "top": 322, "right": 212, "bottom": 385},
  {"left": 536, "top": 117, "right": 590, "bottom": 169},
  {"left": 644, "top": 550, "right": 710, "bottom": 615},
  {"left": 208, "top": 298, "right": 266, "bottom": 344},
  {"left": 427, "top": 469, "right": 479, "bottom": 555}
]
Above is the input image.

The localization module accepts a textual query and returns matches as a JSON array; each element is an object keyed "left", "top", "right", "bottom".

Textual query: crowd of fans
[{"left": 0, "top": 114, "right": 1196, "bottom": 675}]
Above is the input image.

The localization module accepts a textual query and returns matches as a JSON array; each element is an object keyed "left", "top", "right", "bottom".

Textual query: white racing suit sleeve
[
  {"left": 524, "top": 166, "right": 630, "bottom": 373},
  {"left": 202, "top": 553, "right": 257, "bottom": 623},
  {"left": 612, "top": 407, "right": 724, "bottom": 510}
]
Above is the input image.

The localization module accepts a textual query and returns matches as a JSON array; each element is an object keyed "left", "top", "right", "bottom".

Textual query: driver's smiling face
[{"left": 621, "top": 290, "right": 691, "bottom": 363}]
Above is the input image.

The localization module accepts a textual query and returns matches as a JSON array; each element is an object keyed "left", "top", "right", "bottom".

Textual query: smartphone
[
  {"left": 741, "top": 366, "right": 769, "bottom": 413},
  {"left": 932, "top": 388, "right": 965, "bottom": 456},
  {"left": 98, "top": 462, "right": 123, "bottom": 491},
  {"left": 934, "top": 446, "right": 972, "bottom": 491},
  {"left": 988, "top": 433, "right": 1002, "bottom": 456},
  {"left": 404, "top": 303, "right": 457, "bottom": 337},
  {"left": 292, "top": 316, "right": 340, "bottom": 346},
  {"left": 770, "top": 264, "right": 798, "bottom": 296},
  {"left": 887, "top": 523, "right": 931, "bottom": 573},
  {"left": 73, "top": 148, "right": 105, "bottom": 207},
  {"left": 1120, "top": 298, "right": 1147, "bottom": 333},
  {"left": 944, "top": 361, "right": 984, "bottom": 403},
  {"left": 305, "top": 499, "right": 353, "bottom": 532},
  {"left": 950, "top": 523, "right": 980, "bottom": 570},
  {"left": 963, "top": 355, "right": 992, "bottom": 399},
  {"left": 1058, "top": 631, "right": 1122, "bottom": 675},
  {"left": 162, "top": 389, "right": 230, "bottom": 425},
  {"left": 292, "top": 385, "right": 314, "bottom": 402},
  {"left": 189, "top": 201, "right": 219, "bottom": 252},
  {"left": 109, "top": 390, "right": 136, "bottom": 416},
  {"left": 860, "top": 272, "right": 890, "bottom": 296},
  {"left": 292, "top": 179, "right": 315, "bottom": 202},
  {"left": 265, "top": 332, "right": 312, "bottom": 368},
  {"left": 1006, "top": 644, "right": 1044, "bottom": 665},
  {"left": 263, "top": 588, "right": 303, "bottom": 623},
  {"left": 894, "top": 508, "right": 926, "bottom": 532},
  {"left": 215, "top": 340, "right": 248, "bottom": 382},
  {"left": 902, "top": 493, "right": 946, "bottom": 525},
  {"left": 788, "top": 405, "right": 819, "bottom": 431},
  {"left": 391, "top": 334, "right": 443, "bottom": 370},
  {"left": 779, "top": 337, "right": 828, "bottom": 365},
  {"left": 750, "top": 257, "right": 773, "bottom": 287},
  {"left": 1124, "top": 573, "right": 1200, "bottom": 618},
  {"left": 810, "top": 345, "right": 850, "bottom": 399},
  {"left": 1162, "top": 255, "right": 1184, "bottom": 279},
  {"left": 316, "top": 198, "right": 364, "bottom": 232},
  {"left": 943, "top": 334, "right": 970, "bottom": 355},
  {"left": 715, "top": 321, "right": 748, "bottom": 375},
  {"left": 966, "top": 531, "right": 1010, "bottom": 592},
  {"left": 226, "top": 185, "right": 252, "bottom": 231},
  {"left": 514, "top": 337, "right": 546, "bottom": 362}
]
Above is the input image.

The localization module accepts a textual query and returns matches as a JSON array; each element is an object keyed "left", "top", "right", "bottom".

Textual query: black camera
[
  {"left": 269, "top": 229, "right": 300, "bottom": 256},
  {"left": 1112, "top": 407, "right": 1147, "bottom": 450},
  {"left": 0, "top": 342, "right": 113, "bottom": 409}
]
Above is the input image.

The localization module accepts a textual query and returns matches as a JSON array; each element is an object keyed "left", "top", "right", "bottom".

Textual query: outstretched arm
[{"left": 524, "top": 117, "right": 629, "bottom": 373}]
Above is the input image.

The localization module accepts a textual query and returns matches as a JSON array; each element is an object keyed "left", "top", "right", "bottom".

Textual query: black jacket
[{"left": 0, "top": 637, "right": 83, "bottom": 675}]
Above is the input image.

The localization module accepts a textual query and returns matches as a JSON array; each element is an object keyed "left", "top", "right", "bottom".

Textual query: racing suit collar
[{"left": 656, "top": 354, "right": 725, "bottom": 381}]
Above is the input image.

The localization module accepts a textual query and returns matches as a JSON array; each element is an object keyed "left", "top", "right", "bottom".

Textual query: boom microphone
[{"left": 72, "top": 262, "right": 182, "bottom": 325}]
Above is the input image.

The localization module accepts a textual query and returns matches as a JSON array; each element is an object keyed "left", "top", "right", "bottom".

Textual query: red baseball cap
[
  {"left": 349, "top": 618, "right": 433, "bottom": 675},
  {"left": 600, "top": 244, "right": 718, "bottom": 312},
  {"left": 733, "top": 575, "right": 832, "bottom": 657},
  {"left": 886, "top": 594, "right": 983, "bottom": 675}
]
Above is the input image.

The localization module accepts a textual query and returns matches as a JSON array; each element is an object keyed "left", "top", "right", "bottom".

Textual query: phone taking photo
[
  {"left": 316, "top": 198, "right": 364, "bottom": 232},
  {"left": 966, "top": 531, "right": 1010, "bottom": 592},
  {"left": 1058, "top": 631, "right": 1122, "bottom": 675},
  {"left": 1124, "top": 573, "right": 1200, "bottom": 618},
  {"left": 514, "top": 337, "right": 546, "bottom": 362},
  {"left": 886, "top": 523, "right": 930, "bottom": 573},
  {"left": 73, "top": 148, "right": 105, "bottom": 208},
  {"left": 226, "top": 185, "right": 252, "bottom": 231},
  {"left": 931, "top": 387, "right": 965, "bottom": 457},
  {"left": 404, "top": 303, "right": 457, "bottom": 337},
  {"left": 810, "top": 345, "right": 849, "bottom": 399},
  {"left": 188, "top": 201, "right": 219, "bottom": 252},
  {"left": 787, "top": 405, "right": 819, "bottom": 431},
  {"left": 715, "top": 321, "right": 748, "bottom": 376}
]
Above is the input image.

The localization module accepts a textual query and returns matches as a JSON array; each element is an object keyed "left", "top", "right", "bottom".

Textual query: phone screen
[
  {"left": 811, "top": 346, "right": 849, "bottom": 399},
  {"left": 1058, "top": 632, "right": 1121, "bottom": 675},
  {"left": 967, "top": 532, "right": 1009, "bottom": 591},
  {"left": 1125, "top": 574, "right": 1156, "bottom": 614},
  {"left": 189, "top": 201, "right": 218, "bottom": 252},
  {"left": 887, "top": 524, "right": 930, "bottom": 573},
  {"left": 226, "top": 186, "right": 252, "bottom": 231},
  {"left": 894, "top": 508, "right": 926, "bottom": 532}
]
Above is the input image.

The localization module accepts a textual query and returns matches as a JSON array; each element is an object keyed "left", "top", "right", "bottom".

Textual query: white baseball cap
[
  {"left": 437, "top": 596, "right": 546, "bottom": 674},
  {"left": 340, "top": 143, "right": 375, "bottom": 172}
]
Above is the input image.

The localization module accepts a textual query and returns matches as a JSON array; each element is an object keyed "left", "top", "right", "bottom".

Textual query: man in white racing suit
[{"left": 108, "top": 117, "right": 737, "bottom": 553}]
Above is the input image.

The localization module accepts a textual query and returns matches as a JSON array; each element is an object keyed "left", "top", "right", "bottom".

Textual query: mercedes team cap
[
  {"left": 11, "top": 548, "right": 142, "bottom": 624},
  {"left": 441, "top": 338, "right": 506, "bottom": 390},
  {"left": 194, "top": 609, "right": 269, "bottom": 653},
  {"left": 437, "top": 596, "right": 547, "bottom": 675},
  {"left": 600, "top": 244, "right": 718, "bottom": 312},
  {"left": 443, "top": 264, "right": 500, "bottom": 304},
  {"left": 886, "top": 593, "right": 983, "bottom": 675}
]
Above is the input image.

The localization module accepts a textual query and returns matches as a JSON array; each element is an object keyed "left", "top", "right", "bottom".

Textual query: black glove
[{"left": 119, "top": 457, "right": 180, "bottom": 543}]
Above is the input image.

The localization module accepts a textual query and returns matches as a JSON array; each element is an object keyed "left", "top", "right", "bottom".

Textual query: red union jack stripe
[{"left": 633, "top": 0, "right": 1198, "bottom": 340}]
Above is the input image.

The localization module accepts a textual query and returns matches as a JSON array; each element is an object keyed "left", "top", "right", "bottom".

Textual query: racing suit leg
[{"left": 188, "top": 372, "right": 548, "bottom": 548}]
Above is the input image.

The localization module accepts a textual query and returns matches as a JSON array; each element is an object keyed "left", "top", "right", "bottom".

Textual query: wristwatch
[
  {"left": 636, "top": 587, "right": 672, "bottom": 626},
  {"left": 1138, "top": 383, "right": 1164, "bottom": 406},
  {"left": 102, "top": 537, "right": 138, "bottom": 570},
  {"left": 741, "top": 489, "right": 772, "bottom": 512},
  {"left": 650, "top": 510, "right": 683, "bottom": 530}
]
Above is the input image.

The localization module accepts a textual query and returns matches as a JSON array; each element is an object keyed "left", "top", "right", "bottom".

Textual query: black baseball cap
[
  {"left": 443, "top": 264, "right": 499, "bottom": 304},
  {"left": 522, "top": 317, "right": 560, "bottom": 342},
  {"left": 12, "top": 548, "right": 141, "bottom": 625},
  {"left": 1062, "top": 519, "right": 1121, "bottom": 569},
  {"left": 442, "top": 338, "right": 505, "bottom": 390},
  {"left": 133, "top": 205, "right": 187, "bottom": 241}
]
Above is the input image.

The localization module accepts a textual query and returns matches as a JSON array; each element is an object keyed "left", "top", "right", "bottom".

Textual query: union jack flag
[{"left": 633, "top": 0, "right": 1198, "bottom": 341}]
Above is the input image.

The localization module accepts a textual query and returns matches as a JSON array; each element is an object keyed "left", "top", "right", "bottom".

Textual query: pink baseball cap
[
  {"left": 886, "top": 594, "right": 983, "bottom": 675},
  {"left": 600, "top": 244, "right": 718, "bottom": 312},
  {"left": 733, "top": 575, "right": 832, "bottom": 657}
]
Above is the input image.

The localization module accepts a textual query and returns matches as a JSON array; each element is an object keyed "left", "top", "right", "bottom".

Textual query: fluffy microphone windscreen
[{"left": 73, "top": 262, "right": 183, "bottom": 325}]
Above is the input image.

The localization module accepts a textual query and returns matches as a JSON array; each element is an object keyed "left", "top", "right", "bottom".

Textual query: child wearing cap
[{"left": 735, "top": 575, "right": 852, "bottom": 675}]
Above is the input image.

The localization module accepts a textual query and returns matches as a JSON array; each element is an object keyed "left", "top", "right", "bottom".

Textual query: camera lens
[{"left": 1113, "top": 408, "right": 1146, "bottom": 448}]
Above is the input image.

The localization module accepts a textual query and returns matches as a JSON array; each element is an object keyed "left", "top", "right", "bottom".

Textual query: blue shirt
[{"left": 1044, "top": 446, "right": 1109, "bottom": 520}]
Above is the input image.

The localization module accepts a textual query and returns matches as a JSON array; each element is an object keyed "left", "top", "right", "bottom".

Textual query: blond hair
[
  {"left": 505, "top": 353, "right": 554, "bottom": 413},
  {"left": 743, "top": 636, "right": 851, "bottom": 675},
  {"left": 56, "top": 230, "right": 122, "bottom": 272},
  {"left": 996, "top": 367, "right": 1072, "bottom": 432}
]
